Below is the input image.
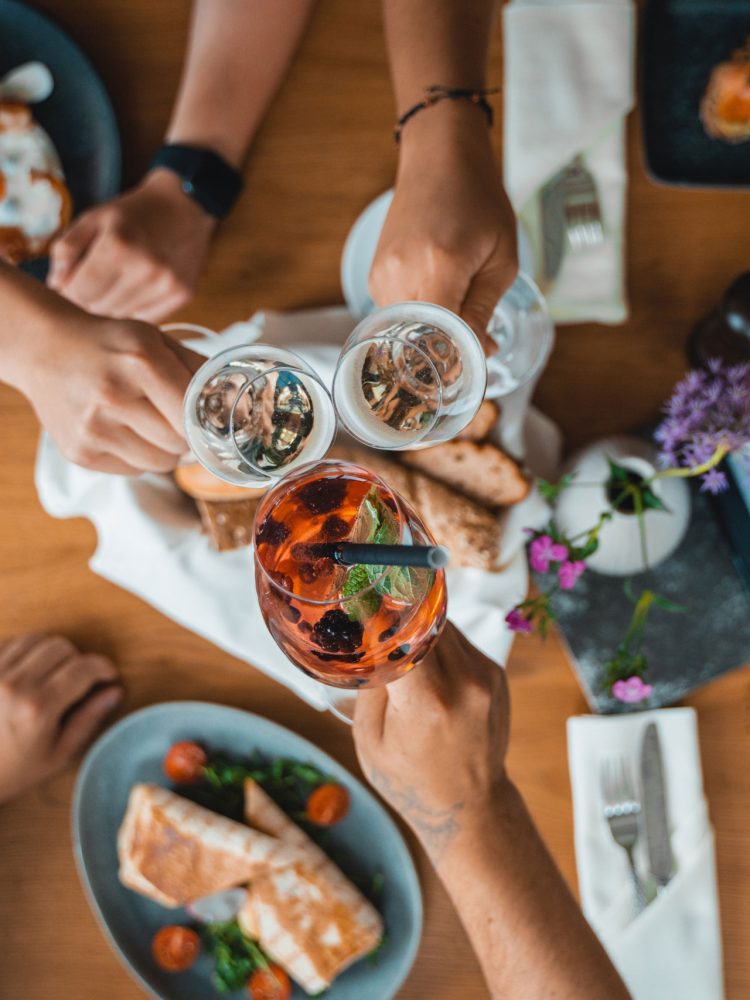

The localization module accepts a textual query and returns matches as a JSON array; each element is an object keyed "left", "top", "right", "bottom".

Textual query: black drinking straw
[{"left": 323, "top": 542, "right": 450, "bottom": 569}]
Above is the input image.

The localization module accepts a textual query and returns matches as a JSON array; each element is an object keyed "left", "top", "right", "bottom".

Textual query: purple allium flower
[
  {"left": 700, "top": 468, "right": 729, "bottom": 494},
  {"left": 505, "top": 608, "right": 533, "bottom": 634},
  {"left": 558, "top": 560, "right": 586, "bottom": 590},
  {"left": 529, "top": 535, "right": 568, "bottom": 574},
  {"left": 612, "top": 676, "right": 653, "bottom": 703},
  {"left": 655, "top": 363, "right": 750, "bottom": 476}
]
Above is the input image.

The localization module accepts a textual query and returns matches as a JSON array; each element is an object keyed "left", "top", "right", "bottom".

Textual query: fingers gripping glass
[{"left": 183, "top": 346, "right": 336, "bottom": 488}]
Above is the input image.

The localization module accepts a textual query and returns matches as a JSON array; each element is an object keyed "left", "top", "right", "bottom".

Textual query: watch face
[{"left": 155, "top": 145, "right": 242, "bottom": 218}]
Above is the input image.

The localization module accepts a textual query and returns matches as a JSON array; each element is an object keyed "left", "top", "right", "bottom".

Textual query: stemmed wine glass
[
  {"left": 331, "top": 274, "right": 553, "bottom": 450},
  {"left": 253, "top": 459, "right": 448, "bottom": 720},
  {"left": 183, "top": 345, "right": 337, "bottom": 488}
]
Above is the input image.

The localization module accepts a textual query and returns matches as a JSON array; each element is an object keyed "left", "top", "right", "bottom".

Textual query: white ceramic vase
[{"left": 553, "top": 436, "right": 691, "bottom": 577}]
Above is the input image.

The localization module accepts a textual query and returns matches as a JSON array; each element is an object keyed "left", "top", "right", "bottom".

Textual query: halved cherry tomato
[
  {"left": 163, "top": 741, "right": 207, "bottom": 784},
  {"left": 306, "top": 782, "right": 350, "bottom": 826},
  {"left": 248, "top": 964, "right": 292, "bottom": 1000},
  {"left": 152, "top": 925, "right": 201, "bottom": 972}
]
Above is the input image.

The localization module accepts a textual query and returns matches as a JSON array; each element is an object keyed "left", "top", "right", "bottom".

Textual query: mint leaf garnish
[
  {"left": 342, "top": 564, "right": 381, "bottom": 622},
  {"left": 341, "top": 487, "right": 431, "bottom": 613}
]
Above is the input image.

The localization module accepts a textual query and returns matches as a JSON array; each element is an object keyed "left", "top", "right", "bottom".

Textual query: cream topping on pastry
[{"left": 0, "top": 123, "right": 65, "bottom": 239}]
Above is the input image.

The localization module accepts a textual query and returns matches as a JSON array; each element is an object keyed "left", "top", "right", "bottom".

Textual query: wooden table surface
[{"left": 1, "top": 2, "right": 749, "bottom": 998}]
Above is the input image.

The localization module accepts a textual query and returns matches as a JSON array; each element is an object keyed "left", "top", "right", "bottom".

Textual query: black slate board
[
  {"left": 544, "top": 480, "right": 750, "bottom": 713},
  {"left": 642, "top": 0, "right": 750, "bottom": 187},
  {"left": 0, "top": 0, "right": 121, "bottom": 278}
]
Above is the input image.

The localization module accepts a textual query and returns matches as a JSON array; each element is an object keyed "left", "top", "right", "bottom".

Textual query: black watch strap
[{"left": 150, "top": 143, "right": 243, "bottom": 219}]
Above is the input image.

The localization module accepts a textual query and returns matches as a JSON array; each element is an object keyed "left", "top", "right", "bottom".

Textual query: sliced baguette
[
  {"left": 330, "top": 444, "right": 500, "bottom": 571},
  {"left": 456, "top": 399, "right": 500, "bottom": 441},
  {"left": 400, "top": 440, "right": 529, "bottom": 508},
  {"left": 195, "top": 497, "right": 260, "bottom": 550},
  {"left": 174, "top": 461, "right": 267, "bottom": 502}
]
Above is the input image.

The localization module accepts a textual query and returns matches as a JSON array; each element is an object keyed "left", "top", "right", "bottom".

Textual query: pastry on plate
[
  {"left": 0, "top": 99, "right": 71, "bottom": 262},
  {"left": 701, "top": 40, "right": 750, "bottom": 143}
]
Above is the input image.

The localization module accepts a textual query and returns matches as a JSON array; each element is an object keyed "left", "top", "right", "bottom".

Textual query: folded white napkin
[
  {"left": 567, "top": 709, "right": 723, "bottom": 1000},
  {"left": 35, "top": 307, "right": 560, "bottom": 712},
  {"left": 503, "top": 0, "right": 635, "bottom": 324}
]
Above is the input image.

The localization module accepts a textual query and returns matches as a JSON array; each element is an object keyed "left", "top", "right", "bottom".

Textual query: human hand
[
  {"left": 0, "top": 633, "right": 123, "bottom": 803},
  {"left": 369, "top": 107, "right": 518, "bottom": 354},
  {"left": 47, "top": 169, "right": 217, "bottom": 322},
  {"left": 353, "top": 621, "right": 510, "bottom": 863},
  {"left": 15, "top": 307, "right": 204, "bottom": 475}
]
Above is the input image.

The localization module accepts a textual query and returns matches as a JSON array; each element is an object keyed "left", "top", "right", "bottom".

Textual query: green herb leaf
[
  {"left": 342, "top": 564, "right": 381, "bottom": 623},
  {"left": 203, "top": 921, "right": 270, "bottom": 992},
  {"left": 367, "top": 933, "right": 388, "bottom": 967}
]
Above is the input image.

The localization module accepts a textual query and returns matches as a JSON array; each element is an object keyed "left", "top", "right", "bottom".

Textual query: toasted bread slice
[
  {"left": 330, "top": 444, "right": 501, "bottom": 570},
  {"left": 117, "top": 784, "right": 303, "bottom": 908},
  {"left": 195, "top": 497, "right": 260, "bottom": 550},
  {"left": 175, "top": 462, "right": 267, "bottom": 502},
  {"left": 400, "top": 440, "right": 529, "bottom": 508},
  {"left": 456, "top": 399, "right": 500, "bottom": 441},
  {"left": 238, "top": 780, "right": 383, "bottom": 994}
]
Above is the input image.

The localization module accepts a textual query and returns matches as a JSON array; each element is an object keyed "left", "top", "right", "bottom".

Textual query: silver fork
[
  {"left": 600, "top": 756, "right": 647, "bottom": 915},
  {"left": 562, "top": 155, "right": 604, "bottom": 251}
]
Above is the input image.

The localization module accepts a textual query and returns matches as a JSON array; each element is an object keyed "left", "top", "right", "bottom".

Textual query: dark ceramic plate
[
  {"left": 73, "top": 702, "right": 422, "bottom": 1000},
  {"left": 0, "top": 0, "right": 121, "bottom": 276},
  {"left": 642, "top": 0, "right": 750, "bottom": 187}
]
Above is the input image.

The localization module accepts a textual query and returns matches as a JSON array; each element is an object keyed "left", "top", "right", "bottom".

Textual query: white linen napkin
[
  {"left": 34, "top": 307, "right": 560, "bottom": 711},
  {"left": 567, "top": 709, "right": 723, "bottom": 1000},
  {"left": 503, "top": 0, "right": 636, "bottom": 324}
]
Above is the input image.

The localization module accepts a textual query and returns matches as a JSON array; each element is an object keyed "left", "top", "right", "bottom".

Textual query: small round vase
[{"left": 553, "top": 436, "right": 691, "bottom": 577}]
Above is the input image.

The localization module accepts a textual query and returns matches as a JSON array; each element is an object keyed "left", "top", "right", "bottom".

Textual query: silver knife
[
  {"left": 540, "top": 170, "right": 567, "bottom": 285},
  {"left": 640, "top": 722, "right": 674, "bottom": 890}
]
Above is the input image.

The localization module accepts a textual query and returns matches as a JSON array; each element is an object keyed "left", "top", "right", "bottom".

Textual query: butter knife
[{"left": 640, "top": 722, "right": 674, "bottom": 890}]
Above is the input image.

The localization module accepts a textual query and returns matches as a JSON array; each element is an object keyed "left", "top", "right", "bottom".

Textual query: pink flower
[
  {"left": 612, "top": 676, "right": 653, "bottom": 704},
  {"left": 558, "top": 560, "right": 586, "bottom": 590},
  {"left": 505, "top": 608, "right": 533, "bottom": 634},
  {"left": 529, "top": 535, "right": 569, "bottom": 574}
]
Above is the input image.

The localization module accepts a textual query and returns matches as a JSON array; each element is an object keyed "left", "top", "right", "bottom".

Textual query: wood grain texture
[{"left": 0, "top": 1, "right": 749, "bottom": 998}]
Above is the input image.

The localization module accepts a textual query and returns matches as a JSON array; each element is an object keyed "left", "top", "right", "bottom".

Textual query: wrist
[
  {"left": 0, "top": 268, "right": 79, "bottom": 392},
  {"left": 398, "top": 100, "right": 495, "bottom": 171},
  {"left": 140, "top": 168, "right": 218, "bottom": 226},
  {"left": 423, "top": 777, "right": 522, "bottom": 869}
]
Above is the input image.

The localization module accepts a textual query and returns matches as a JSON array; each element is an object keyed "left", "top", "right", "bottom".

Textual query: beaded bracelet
[{"left": 394, "top": 84, "right": 499, "bottom": 144}]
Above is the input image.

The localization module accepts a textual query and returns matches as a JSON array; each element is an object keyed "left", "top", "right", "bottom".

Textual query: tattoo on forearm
[{"left": 368, "top": 766, "right": 464, "bottom": 860}]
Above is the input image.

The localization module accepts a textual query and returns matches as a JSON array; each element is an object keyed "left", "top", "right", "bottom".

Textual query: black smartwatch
[{"left": 150, "top": 143, "right": 244, "bottom": 219}]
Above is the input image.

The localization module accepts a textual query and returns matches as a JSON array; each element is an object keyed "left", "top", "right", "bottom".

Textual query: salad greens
[
  {"left": 202, "top": 920, "right": 269, "bottom": 993},
  {"left": 203, "top": 751, "right": 335, "bottom": 821}
]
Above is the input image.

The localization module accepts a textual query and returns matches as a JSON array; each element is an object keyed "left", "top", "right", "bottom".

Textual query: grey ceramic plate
[
  {"left": 73, "top": 702, "right": 422, "bottom": 1000},
  {"left": 0, "top": 0, "right": 121, "bottom": 277}
]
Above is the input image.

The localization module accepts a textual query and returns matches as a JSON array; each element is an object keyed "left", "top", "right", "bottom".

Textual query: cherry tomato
[
  {"left": 152, "top": 925, "right": 201, "bottom": 972},
  {"left": 163, "top": 741, "right": 207, "bottom": 784},
  {"left": 248, "top": 964, "right": 292, "bottom": 1000},
  {"left": 306, "top": 782, "right": 350, "bottom": 826}
]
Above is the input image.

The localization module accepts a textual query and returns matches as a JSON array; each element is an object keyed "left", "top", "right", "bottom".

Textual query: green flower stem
[
  {"left": 633, "top": 487, "right": 649, "bottom": 571},
  {"left": 650, "top": 444, "right": 729, "bottom": 482}
]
